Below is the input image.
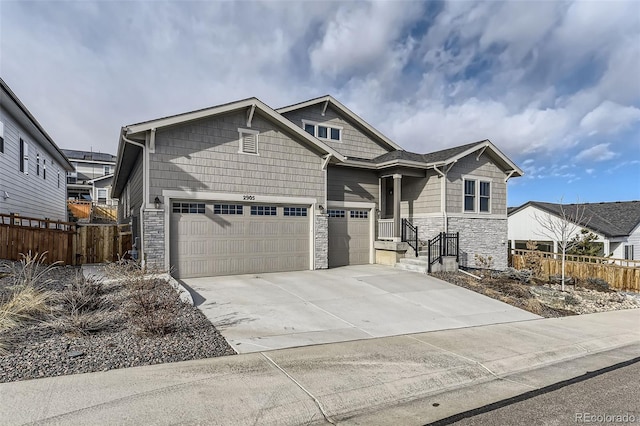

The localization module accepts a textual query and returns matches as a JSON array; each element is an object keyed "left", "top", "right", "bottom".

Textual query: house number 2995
[{"left": 243, "top": 195, "right": 255, "bottom": 201}]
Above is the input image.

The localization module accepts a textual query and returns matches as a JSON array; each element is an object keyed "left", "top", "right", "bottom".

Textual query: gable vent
[
  {"left": 242, "top": 133, "right": 257, "bottom": 154},
  {"left": 238, "top": 128, "right": 259, "bottom": 155}
]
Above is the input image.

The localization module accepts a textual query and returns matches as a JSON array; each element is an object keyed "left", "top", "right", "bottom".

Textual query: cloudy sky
[{"left": 1, "top": 0, "right": 638, "bottom": 206}]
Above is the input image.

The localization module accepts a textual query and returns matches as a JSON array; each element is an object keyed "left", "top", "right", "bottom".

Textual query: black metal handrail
[
  {"left": 401, "top": 219, "right": 419, "bottom": 257},
  {"left": 427, "top": 232, "right": 459, "bottom": 272}
]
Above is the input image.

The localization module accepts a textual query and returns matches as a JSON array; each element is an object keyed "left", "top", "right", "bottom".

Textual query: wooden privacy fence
[
  {"left": 511, "top": 249, "right": 640, "bottom": 292},
  {"left": 0, "top": 214, "right": 76, "bottom": 264},
  {"left": 0, "top": 214, "right": 132, "bottom": 265}
]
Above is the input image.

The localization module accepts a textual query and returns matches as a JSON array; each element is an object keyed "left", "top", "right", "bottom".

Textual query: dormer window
[{"left": 302, "top": 120, "right": 342, "bottom": 142}]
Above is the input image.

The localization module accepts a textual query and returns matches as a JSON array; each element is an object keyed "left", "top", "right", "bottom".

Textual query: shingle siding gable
[
  {"left": 281, "top": 104, "right": 391, "bottom": 160},
  {"left": 148, "top": 110, "right": 324, "bottom": 203}
]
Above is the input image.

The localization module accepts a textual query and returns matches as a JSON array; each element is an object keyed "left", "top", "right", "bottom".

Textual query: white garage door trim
[
  {"left": 327, "top": 201, "right": 375, "bottom": 264},
  {"left": 163, "top": 190, "right": 317, "bottom": 273}
]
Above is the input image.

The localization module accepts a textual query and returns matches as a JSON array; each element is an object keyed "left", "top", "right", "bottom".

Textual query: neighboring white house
[
  {"left": 508, "top": 201, "right": 640, "bottom": 260},
  {"left": 0, "top": 78, "right": 74, "bottom": 222}
]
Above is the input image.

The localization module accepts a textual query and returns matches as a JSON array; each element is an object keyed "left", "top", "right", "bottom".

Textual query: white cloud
[
  {"left": 575, "top": 144, "right": 619, "bottom": 162},
  {"left": 579, "top": 101, "right": 640, "bottom": 136}
]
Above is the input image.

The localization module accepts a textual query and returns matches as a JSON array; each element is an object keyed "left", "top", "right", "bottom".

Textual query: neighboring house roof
[
  {"left": 277, "top": 95, "right": 403, "bottom": 152},
  {"left": 61, "top": 149, "right": 116, "bottom": 163},
  {"left": 508, "top": 200, "right": 640, "bottom": 238},
  {"left": 0, "top": 78, "right": 74, "bottom": 171}
]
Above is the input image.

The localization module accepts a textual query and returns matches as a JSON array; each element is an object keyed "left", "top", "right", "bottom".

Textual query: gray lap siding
[
  {"left": 148, "top": 110, "right": 324, "bottom": 202},
  {"left": 282, "top": 104, "right": 390, "bottom": 160},
  {"left": 0, "top": 107, "right": 67, "bottom": 221}
]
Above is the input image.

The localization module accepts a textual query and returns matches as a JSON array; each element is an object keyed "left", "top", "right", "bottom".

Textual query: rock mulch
[
  {"left": 433, "top": 271, "right": 640, "bottom": 318},
  {"left": 0, "top": 263, "right": 235, "bottom": 383}
]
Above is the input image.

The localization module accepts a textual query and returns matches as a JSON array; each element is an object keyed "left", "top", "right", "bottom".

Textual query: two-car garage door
[{"left": 170, "top": 202, "right": 310, "bottom": 279}]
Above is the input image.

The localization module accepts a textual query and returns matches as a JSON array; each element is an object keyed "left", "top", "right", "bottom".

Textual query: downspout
[{"left": 121, "top": 130, "right": 147, "bottom": 264}]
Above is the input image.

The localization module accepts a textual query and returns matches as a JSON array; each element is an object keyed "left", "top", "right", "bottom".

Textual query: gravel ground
[
  {"left": 433, "top": 271, "right": 640, "bottom": 318},
  {"left": 0, "top": 261, "right": 235, "bottom": 383}
]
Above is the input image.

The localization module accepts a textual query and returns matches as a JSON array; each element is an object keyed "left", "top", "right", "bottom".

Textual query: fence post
[{"left": 428, "top": 242, "right": 432, "bottom": 273}]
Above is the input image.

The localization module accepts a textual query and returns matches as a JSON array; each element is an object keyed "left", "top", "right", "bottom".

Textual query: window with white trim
[
  {"left": 97, "top": 188, "right": 107, "bottom": 203},
  {"left": 302, "top": 120, "right": 342, "bottom": 142},
  {"left": 19, "top": 138, "right": 28, "bottom": 174},
  {"left": 284, "top": 207, "right": 307, "bottom": 217},
  {"left": 104, "top": 165, "right": 111, "bottom": 175},
  {"left": 251, "top": 205, "right": 276, "bottom": 216},
  {"left": 463, "top": 178, "right": 491, "bottom": 213},
  {"left": 328, "top": 210, "right": 345, "bottom": 218},
  {"left": 238, "top": 128, "right": 259, "bottom": 155},
  {"left": 350, "top": 210, "right": 368, "bottom": 219},
  {"left": 625, "top": 245, "right": 634, "bottom": 260},
  {"left": 43, "top": 159, "right": 46, "bottom": 180},
  {"left": 36, "top": 153, "right": 40, "bottom": 176}
]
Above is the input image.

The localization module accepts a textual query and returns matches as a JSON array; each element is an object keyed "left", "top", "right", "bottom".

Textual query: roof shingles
[{"left": 511, "top": 201, "right": 640, "bottom": 238}]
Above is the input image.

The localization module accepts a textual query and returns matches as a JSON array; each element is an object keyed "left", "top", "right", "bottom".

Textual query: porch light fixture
[
  {"left": 154, "top": 196, "right": 161, "bottom": 209},
  {"left": 318, "top": 204, "right": 325, "bottom": 211}
]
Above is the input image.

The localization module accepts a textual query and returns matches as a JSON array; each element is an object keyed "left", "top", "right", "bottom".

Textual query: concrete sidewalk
[{"left": 1, "top": 309, "right": 638, "bottom": 425}]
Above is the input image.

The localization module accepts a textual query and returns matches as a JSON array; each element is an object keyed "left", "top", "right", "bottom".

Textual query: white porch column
[
  {"left": 393, "top": 174, "right": 402, "bottom": 240},
  {"left": 603, "top": 240, "right": 610, "bottom": 257}
]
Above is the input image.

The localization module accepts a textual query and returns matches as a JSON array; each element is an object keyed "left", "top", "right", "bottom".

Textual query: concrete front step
[
  {"left": 394, "top": 262, "right": 428, "bottom": 274},
  {"left": 395, "top": 257, "right": 429, "bottom": 274}
]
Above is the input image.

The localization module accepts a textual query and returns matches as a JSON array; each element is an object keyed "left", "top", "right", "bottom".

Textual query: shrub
[
  {"left": 500, "top": 267, "right": 532, "bottom": 283},
  {"left": 564, "top": 293, "right": 580, "bottom": 306},
  {"left": 474, "top": 254, "right": 494, "bottom": 270},
  {"left": 53, "top": 308, "right": 116, "bottom": 336},
  {"left": 60, "top": 274, "right": 106, "bottom": 314},
  {"left": 12, "top": 252, "right": 61, "bottom": 289},
  {"left": 523, "top": 241, "right": 543, "bottom": 278},
  {"left": 127, "top": 277, "right": 183, "bottom": 335},
  {"left": 585, "top": 277, "right": 610, "bottom": 291}
]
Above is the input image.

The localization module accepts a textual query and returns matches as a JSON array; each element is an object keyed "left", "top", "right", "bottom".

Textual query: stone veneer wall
[
  {"left": 142, "top": 209, "right": 165, "bottom": 269},
  {"left": 411, "top": 217, "right": 445, "bottom": 244},
  {"left": 447, "top": 217, "right": 508, "bottom": 270},
  {"left": 405, "top": 216, "right": 508, "bottom": 270},
  {"left": 315, "top": 214, "right": 328, "bottom": 269}
]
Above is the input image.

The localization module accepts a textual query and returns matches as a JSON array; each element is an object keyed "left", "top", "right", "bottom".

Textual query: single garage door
[
  {"left": 170, "top": 202, "right": 310, "bottom": 278},
  {"left": 328, "top": 208, "right": 371, "bottom": 268}
]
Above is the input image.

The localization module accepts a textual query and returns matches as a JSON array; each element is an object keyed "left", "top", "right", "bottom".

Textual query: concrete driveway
[{"left": 180, "top": 265, "right": 540, "bottom": 353}]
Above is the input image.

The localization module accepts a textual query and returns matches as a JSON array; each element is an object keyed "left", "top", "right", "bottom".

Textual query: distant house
[
  {"left": 0, "top": 78, "right": 74, "bottom": 222},
  {"left": 112, "top": 95, "right": 522, "bottom": 277},
  {"left": 61, "top": 149, "right": 118, "bottom": 206},
  {"left": 508, "top": 201, "right": 640, "bottom": 260}
]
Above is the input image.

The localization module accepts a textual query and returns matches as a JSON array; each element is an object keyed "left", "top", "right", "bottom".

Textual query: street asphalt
[{"left": 1, "top": 308, "right": 638, "bottom": 425}]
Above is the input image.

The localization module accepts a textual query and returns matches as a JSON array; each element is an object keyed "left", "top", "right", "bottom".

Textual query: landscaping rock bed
[
  {"left": 0, "top": 259, "right": 235, "bottom": 383},
  {"left": 433, "top": 270, "right": 640, "bottom": 318}
]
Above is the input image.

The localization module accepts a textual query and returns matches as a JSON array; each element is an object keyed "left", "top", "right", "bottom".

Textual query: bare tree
[{"left": 533, "top": 199, "right": 589, "bottom": 291}]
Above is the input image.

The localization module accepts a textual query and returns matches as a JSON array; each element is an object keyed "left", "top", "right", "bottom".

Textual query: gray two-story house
[
  {"left": 62, "top": 149, "right": 118, "bottom": 206},
  {"left": 112, "top": 95, "right": 522, "bottom": 278},
  {"left": 0, "top": 78, "right": 74, "bottom": 222}
]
